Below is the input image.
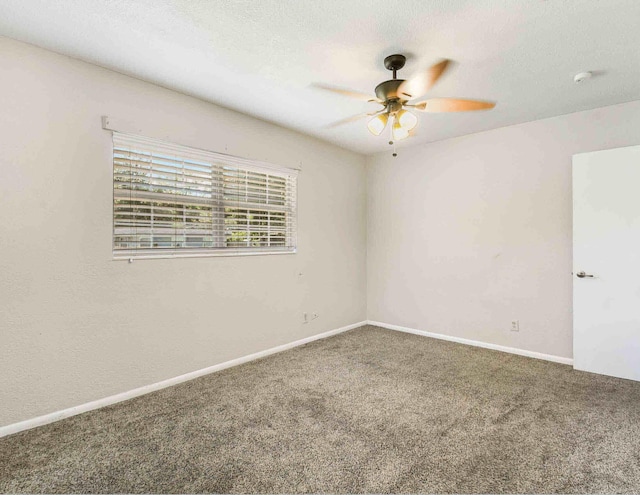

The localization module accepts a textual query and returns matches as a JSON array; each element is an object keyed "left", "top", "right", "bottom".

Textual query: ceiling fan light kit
[
  {"left": 392, "top": 118, "right": 410, "bottom": 141},
  {"left": 315, "top": 53, "right": 496, "bottom": 156},
  {"left": 396, "top": 109, "right": 418, "bottom": 132},
  {"left": 367, "top": 113, "right": 389, "bottom": 136}
]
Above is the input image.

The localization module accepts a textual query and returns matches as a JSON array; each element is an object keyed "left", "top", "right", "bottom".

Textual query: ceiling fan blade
[
  {"left": 311, "top": 83, "right": 381, "bottom": 103},
  {"left": 325, "top": 108, "right": 386, "bottom": 128},
  {"left": 325, "top": 113, "right": 370, "bottom": 128},
  {"left": 411, "top": 98, "right": 496, "bottom": 112},
  {"left": 397, "top": 59, "right": 451, "bottom": 100}
]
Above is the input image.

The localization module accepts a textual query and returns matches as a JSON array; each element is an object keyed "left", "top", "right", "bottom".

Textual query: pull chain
[{"left": 389, "top": 118, "right": 398, "bottom": 157}]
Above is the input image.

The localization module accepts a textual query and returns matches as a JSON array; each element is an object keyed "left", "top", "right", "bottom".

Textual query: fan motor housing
[{"left": 375, "top": 79, "right": 406, "bottom": 102}]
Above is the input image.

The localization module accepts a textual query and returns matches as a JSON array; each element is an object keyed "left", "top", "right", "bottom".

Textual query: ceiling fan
[{"left": 314, "top": 54, "right": 496, "bottom": 150}]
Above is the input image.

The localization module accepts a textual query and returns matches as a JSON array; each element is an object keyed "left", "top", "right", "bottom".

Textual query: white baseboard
[
  {"left": 0, "top": 320, "right": 366, "bottom": 439},
  {"left": 367, "top": 320, "right": 574, "bottom": 366}
]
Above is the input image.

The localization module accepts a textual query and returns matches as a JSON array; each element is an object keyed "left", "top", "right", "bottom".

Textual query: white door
[{"left": 573, "top": 145, "right": 640, "bottom": 381}]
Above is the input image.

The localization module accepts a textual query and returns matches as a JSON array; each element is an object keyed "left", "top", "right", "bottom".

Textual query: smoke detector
[{"left": 574, "top": 72, "right": 592, "bottom": 84}]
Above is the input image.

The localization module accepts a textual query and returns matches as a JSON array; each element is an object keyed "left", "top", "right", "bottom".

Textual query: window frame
[{"left": 111, "top": 132, "right": 298, "bottom": 260}]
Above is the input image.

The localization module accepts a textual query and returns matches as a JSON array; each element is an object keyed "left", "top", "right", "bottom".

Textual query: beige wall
[
  {"left": 0, "top": 37, "right": 367, "bottom": 427},
  {"left": 367, "top": 101, "right": 640, "bottom": 359}
]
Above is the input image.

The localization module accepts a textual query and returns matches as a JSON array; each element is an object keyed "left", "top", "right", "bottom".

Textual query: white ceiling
[{"left": 1, "top": 0, "right": 639, "bottom": 154}]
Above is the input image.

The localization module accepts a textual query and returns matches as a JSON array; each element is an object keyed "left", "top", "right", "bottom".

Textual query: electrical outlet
[{"left": 511, "top": 320, "right": 520, "bottom": 332}]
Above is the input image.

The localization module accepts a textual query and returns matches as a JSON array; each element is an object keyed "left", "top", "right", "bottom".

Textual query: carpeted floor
[{"left": 2, "top": 325, "right": 640, "bottom": 493}]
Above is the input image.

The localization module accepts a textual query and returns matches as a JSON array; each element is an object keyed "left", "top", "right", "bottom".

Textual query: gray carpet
[{"left": 2, "top": 325, "right": 640, "bottom": 493}]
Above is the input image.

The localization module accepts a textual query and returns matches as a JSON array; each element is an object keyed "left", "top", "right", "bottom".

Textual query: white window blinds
[{"left": 113, "top": 132, "right": 298, "bottom": 258}]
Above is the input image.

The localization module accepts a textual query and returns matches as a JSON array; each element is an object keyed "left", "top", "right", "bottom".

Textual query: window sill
[{"left": 112, "top": 249, "right": 297, "bottom": 261}]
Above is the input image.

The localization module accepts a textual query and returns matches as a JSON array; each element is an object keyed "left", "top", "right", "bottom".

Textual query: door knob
[{"left": 576, "top": 271, "right": 594, "bottom": 278}]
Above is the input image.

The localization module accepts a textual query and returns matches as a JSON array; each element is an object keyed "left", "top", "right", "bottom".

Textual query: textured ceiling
[{"left": 1, "top": 0, "right": 639, "bottom": 154}]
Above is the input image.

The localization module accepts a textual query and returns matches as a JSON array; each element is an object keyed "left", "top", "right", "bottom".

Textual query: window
[{"left": 112, "top": 132, "right": 297, "bottom": 258}]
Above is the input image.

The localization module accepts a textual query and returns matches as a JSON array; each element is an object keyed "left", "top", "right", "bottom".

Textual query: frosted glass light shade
[
  {"left": 397, "top": 109, "right": 418, "bottom": 131},
  {"left": 392, "top": 119, "right": 410, "bottom": 140},
  {"left": 367, "top": 113, "right": 389, "bottom": 136}
]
